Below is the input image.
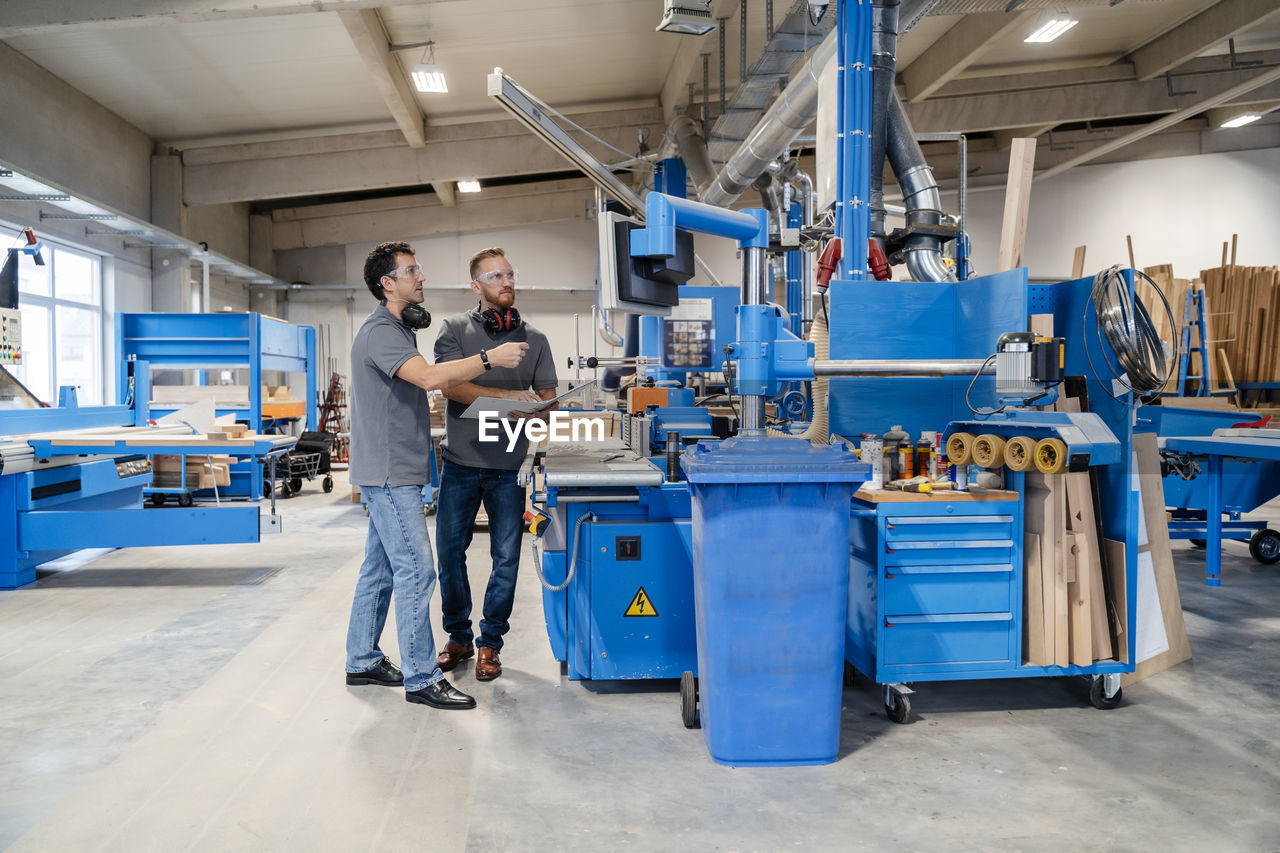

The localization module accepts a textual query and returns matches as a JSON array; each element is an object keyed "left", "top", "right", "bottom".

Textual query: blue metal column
[
  {"left": 1205, "top": 454, "right": 1223, "bottom": 586},
  {"left": 654, "top": 157, "right": 688, "bottom": 199},
  {"left": 835, "top": 0, "right": 872, "bottom": 281},
  {"left": 785, "top": 201, "right": 803, "bottom": 336},
  {"left": 304, "top": 324, "right": 318, "bottom": 432}
]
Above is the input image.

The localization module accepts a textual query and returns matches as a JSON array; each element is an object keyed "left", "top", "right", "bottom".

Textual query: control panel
[
  {"left": 114, "top": 457, "right": 153, "bottom": 479},
  {"left": 0, "top": 308, "right": 21, "bottom": 364}
]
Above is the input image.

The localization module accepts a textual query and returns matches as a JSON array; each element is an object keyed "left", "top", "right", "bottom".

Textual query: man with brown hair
[
  {"left": 345, "top": 241, "right": 528, "bottom": 710},
  {"left": 433, "top": 247, "right": 558, "bottom": 681}
]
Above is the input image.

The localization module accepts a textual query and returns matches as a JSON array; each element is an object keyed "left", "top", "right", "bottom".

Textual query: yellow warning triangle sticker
[{"left": 624, "top": 586, "right": 659, "bottom": 617}]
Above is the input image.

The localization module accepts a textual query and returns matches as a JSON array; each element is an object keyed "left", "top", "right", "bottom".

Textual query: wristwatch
[{"left": 479, "top": 348, "right": 492, "bottom": 370}]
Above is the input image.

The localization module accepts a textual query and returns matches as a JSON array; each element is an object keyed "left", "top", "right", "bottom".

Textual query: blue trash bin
[{"left": 680, "top": 435, "right": 867, "bottom": 766}]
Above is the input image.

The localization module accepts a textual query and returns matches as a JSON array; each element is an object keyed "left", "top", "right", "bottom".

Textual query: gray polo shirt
[
  {"left": 434, "top": 309, "right": 558, "bottom": 470},
  {"left": 348, "top": 302, "right": 432, "bottom": 487}
]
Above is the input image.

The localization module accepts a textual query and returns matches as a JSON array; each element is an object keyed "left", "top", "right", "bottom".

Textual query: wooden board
[
  {"left": 997, "top": 137, "right": 1037, "bottom": 272},
  {"left": 48, "top": 435, "right": 265, "bottom": 447},
  {"left": 1125, "top": 433, "right": 1192, "bottom": 686},
  {"left": 1071, "top": 246, "right": 1087, "bottom": 279},
  {"left": 1023, "top": 472, "right": 1063, "bottom": 666},
  {"left": 1065, "top": 472, "right": 1115, "bottom": 661},
  {"left": 1104, "top": 538, "right": 1129, "bottom": 665},
  {"left": 1023, "top": 533, "right": 1047, "bottom": 666},
  {"left": 853, "top": 488, "right": 1018, "bottom": 503},
  {"left": 1067, "top": 530, "right": 1092, "bottom": 666}
]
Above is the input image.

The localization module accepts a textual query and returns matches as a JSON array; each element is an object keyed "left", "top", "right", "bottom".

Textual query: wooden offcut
[{"left": 997, "top": 137, "right": 1037, "bottom": 272}]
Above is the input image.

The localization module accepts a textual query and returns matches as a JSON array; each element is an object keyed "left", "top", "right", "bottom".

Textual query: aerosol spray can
[
  {"left": 934, "top": 432, "right": 946, "bottom": 482},
  {"left": 953, "top": 463, "right": 969, "bottom": 491},
  {"left": 899, "top": 441, "right": 914, "bottom": 480},
  {"left": 917, "top": 432, "right": 935, "bottom": 482},
  {"left": 860, "top": 434, "right": 884, "bottom": 489}
]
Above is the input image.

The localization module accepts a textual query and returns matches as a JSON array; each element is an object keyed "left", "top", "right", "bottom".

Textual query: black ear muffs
[
  {"left": 480, "top": 306, "right": 522, "bottom": 333},
  {"left": 401, "top": 302, "right": 432, "bottom": 330}
]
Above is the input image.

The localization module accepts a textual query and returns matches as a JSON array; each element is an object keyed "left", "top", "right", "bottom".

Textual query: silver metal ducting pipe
[
  {"left": 700, "top": 32, "right": 837, "bottom": 208},
  {"left": 887, "top": 88, "right": 956, "bottom": 283},
  {"left": 869, "top": 0, "right": 900, "bottom": 244},
  {"left": 667, "top": 115, "right": 717, "bottom": 198}
]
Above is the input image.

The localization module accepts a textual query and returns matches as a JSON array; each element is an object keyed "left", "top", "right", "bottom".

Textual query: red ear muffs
[{"left": 481, "top": 306, "right": 522, "bottom": 333}]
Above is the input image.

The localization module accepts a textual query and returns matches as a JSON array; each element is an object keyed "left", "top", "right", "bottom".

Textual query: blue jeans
[
  {"left": 345, "top": 482, "right": 444, "bottom": 692},
  {"left": 435, "top": 460, "right": 526, "bottom": 652}
]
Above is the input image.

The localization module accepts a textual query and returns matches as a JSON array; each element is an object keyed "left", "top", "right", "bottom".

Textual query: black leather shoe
[
  {"left": 345, "top": 656, "right": 403, "bottom": 687},
  {"left": 405, "top": 680, "right": 476, "bottom": 710}
]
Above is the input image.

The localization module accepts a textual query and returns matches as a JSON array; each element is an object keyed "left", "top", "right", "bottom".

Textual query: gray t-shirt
[
  {"left": 348, "top": 302, "right": 432, "bottom": 487},
  {"left": 434, "top": 309, "right": 558, "bottom": 470}
]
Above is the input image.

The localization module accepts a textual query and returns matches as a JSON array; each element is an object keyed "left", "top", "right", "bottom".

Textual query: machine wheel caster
[
  {"left": 884, "top": 685, "right": 911, "bottom": 723},
  {"left": 290, "top": 477, "right": 303, "bottom": 493},
  {"left": 680, "top": 671, "right": 699, "bottom": 729},
  {"left": 1088, "top": 675, "right": 1123, "bottom": 710},
  {"left": 972, "top": 434, "right": 1006, "bottom": 469},
  {"left": 263, "top": 482, "right": 273, "bottom": 498},
  {"left": 322, "top": 476, "right": 334, "bottom": 493},
  {"left": 177, "top": 493, "right": 194, "bottom": 508},
  {"left": 1034, "top": 438, "right": 1069, "bottom": 474},
  {"left": 150, "top": 493, "right": 166, "bottom": 507},
  {"left": 1004, "top": 436, "right": 1036, "bottom": 472},
  {"left": 1189, "top": 539, "right": 1206, "bottom": 548},
  {"left": 280, "top": 481, "right": 294, "bottom": 498},
  {"left": 1249, "top": 528, "right": 1280, "bottom": 564}
]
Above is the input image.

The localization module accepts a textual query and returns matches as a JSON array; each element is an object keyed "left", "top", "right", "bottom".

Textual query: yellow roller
[
  {"left": 946, "top": 432, "right": 975, "bottom": 466},
  {"left": 1034, "top": 437, "right": 1069, "bottom": 474},
  {"left": 1005, "top": 435, "right": 1036, "bottom": 472},
  {"left": 972, "top": 434, "right": 1006, "bottom": 469}
]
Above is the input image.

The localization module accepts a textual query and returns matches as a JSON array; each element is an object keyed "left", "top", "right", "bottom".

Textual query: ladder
[{"left": 1175, "top": 289, "right": 1235, "bottom": 397}]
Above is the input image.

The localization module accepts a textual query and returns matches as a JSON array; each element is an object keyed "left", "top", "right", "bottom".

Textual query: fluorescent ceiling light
[
  {"left": 1220, "top": 113, "right": 1262, "bottom": 129},
  {"left": 1024, "top": 17, "right": 1078, "bottom": 43},
  {"left": 412, "top": 63, "right": 448, "bottom": 93},
  {"left": 456, "top": 180, "right": 481, "bottom": 193},
  {"left": 657, "top": 1, "right": 716, "bottom": 35}
]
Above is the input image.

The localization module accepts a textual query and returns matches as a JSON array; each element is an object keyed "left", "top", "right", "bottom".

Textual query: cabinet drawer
[
  {"left": 882, "top": 565, "right": 1013, "bottom": 615},
  {"left": 882, "top": 613, "right": 1014, "bottom": 666},
  {"left": 884, "top": 514, "right": 1013, "bottom": 543},
  {"left": 884, "top": 540, "right": 1013, "bottom": 567}
]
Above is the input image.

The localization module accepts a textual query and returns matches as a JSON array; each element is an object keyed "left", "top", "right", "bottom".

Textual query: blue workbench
[{"left": 1161, "top": 434, "right": 1280, "bottom": 585}]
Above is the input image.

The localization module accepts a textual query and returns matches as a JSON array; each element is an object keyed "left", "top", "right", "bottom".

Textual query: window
[{"left": 4, "top": 229, "right": 103, "bottom": 404}]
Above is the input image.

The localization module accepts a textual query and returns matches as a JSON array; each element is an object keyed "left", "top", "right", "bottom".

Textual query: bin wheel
[
  {"left": 263, "top": 481, "right": 273, "bottom": 498},
  {"left": 177, "top": 493, "right": 194, "bottom": 508},
  {"left": 1189, "top": 539, "right": 1206, "bottom": 548},
  {"left": 1004, "top": 436, "right": 1036, "bottom": 472},
  {"left": 290, "top": 477, "right": 303, "bottom": 493},
  {"left": 972, "top": 434, "right": 1006, "bottom": 469},
  {"left": 150, "top": 493, "right": 166, "bottom": 507},
  {"left": 1034, "top": 438, "right": 1069, "bottom": 474},
  {"left": 884, "top": 689, "right": 911, "bottom": 724},
  {"left": 1249, "top": 528, "right": 1280, "bottom": 564},
  {"left": 280, "top": 481, "right": 294, "bottom": 498},
  {"left": 1088, "top": 677, "right": 1123, "bottom": 710},
  {"left": 946, "top": 432, "right": 974, "bottom": 466},
  {"left": 680, "top": 671, "right": 699, "bottom": 729},
  {"left": 323, "top": 476, "right": 334, "bottom": 494}
]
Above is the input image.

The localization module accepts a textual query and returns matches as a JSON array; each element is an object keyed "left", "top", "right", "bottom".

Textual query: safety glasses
[
  {"left": 474, "top": 269, "right": 519, "bottom": 285},
  {"left": 388, "top": 264, "right": 422, "bottom": 278}
]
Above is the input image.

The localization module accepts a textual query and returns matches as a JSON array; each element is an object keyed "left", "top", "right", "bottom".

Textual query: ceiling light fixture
[
  {"left": 392, "top": 40, "right": 449, "bottom": 93},
  {"left": 657, "top": 1, "right": 716, "bottom": 35},
  {"left": 1024, "top": 16, "right": 1078, "bottom": 43},
  {"left": 456, "top": 180, "right": 481, "bottom": 193},
  {"left": 1220, "top": 113, "right": 1262, "bottom": 128}
]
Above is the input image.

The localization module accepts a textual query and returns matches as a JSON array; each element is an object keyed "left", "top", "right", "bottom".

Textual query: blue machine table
[
  {"left": 1161, "top": 432, "right": 1280, "bottom": 585},
  {"left": 846, "top": 481, "right": 1130, "bottom": 721}
]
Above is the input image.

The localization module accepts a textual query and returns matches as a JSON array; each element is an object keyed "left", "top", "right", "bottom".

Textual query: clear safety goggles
[
  {"left": 389, "top": 264, "right": 422, "bottom": 277},
  {"left": 475, "top": 269, "right": 519, "bottom": 285}
]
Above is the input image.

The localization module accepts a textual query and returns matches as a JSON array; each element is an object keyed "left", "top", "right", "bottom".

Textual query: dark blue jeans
[{"left": 435, "top": 459, "right": 525, "bottom": 652}]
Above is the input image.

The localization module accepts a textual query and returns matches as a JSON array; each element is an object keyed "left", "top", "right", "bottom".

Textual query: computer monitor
[{"left": 597, "top": 209, "right": 696, "bottom": 317}]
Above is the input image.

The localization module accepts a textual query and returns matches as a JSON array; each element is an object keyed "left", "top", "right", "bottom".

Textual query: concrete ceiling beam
[
  {"left": 900, "top": 11, "right": 1034, "bottom": 103},
  {"left": 0, "top": 0, "right": 448, "bottom": 36},
  {"left": 1126, "top": 0, "right": 1280, "bottom": 82},
  {"left": 905, "top": 57, "right": 1280, "bottom": 133},
  {"left": 337, "top": 8, "right": 426, "bottom": 149},
  {"left": 432, "top": 181, "right": 456, "bottom": 207}
]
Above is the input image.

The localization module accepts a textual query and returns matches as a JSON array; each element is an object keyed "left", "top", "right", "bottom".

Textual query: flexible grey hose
[{"left": 532, "top": 511, "right": 596, "bottom": 592}]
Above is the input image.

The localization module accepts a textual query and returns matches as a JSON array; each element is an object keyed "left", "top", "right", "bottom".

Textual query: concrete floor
[{"left": 1, "top": 471, "right": 1277, "bottom": 853}]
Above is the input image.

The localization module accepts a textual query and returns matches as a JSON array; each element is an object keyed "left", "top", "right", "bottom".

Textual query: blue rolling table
[{"left": 1161, "top": 434, "right": 1280, "bottom": 585}]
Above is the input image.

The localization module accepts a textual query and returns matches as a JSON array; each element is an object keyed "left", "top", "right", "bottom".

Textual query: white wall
[{"left": 960, "top": 147, "right": 1280, "bottom": 281}]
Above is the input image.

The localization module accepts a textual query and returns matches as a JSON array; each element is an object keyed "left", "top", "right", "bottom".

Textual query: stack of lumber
[
  {"left": 153, "top": 454, "right": 233, "bottom": 489},
  {"left": 1138, "top": 265, "right": 1200, "bottom": 393},
  {"left": 1199, "top": 263, "right": 1280, "bottom": 386}
]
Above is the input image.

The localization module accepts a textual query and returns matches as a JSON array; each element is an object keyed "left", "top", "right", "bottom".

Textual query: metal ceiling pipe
[
  {"left": 869, "top": 0, "right": 901, "bottom": 244},
  {"left": 699, "top": 32, "right": 837, "bottom": 208},
  {"left": 667, "top": 116, "right": 717, "bottom": 198},
  {"left": 886, "top": 88, "right": 957, "bottom": 283}
]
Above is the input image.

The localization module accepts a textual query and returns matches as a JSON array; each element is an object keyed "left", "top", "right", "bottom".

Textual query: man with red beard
[{"left": 433, "top": 247, "right": 558, "bottom": 681}]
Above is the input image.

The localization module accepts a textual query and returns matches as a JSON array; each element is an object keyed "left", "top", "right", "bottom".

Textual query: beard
[{"left": 491, "top": 290, "right": 516, "bottom": 308}]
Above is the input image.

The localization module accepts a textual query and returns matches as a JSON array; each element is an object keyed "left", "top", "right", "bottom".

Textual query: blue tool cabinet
[{"left": 846, "top": 489, "right": 1023, "bottom": 684}]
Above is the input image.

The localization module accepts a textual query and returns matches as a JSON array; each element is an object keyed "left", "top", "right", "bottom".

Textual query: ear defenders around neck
[
  {"left": 400, "top": 302, "right": 432, "bottom": 330},
  {"left": 480, "top": 306, "right": 522, "bottom": 333}
]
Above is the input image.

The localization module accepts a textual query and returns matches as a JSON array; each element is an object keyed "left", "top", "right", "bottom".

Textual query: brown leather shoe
[
  {"left": 436, "top": 640, "right": 474, "bottom": 672},
  {"left": 475, "top": 647, "right": 501, "bottom": 681}
]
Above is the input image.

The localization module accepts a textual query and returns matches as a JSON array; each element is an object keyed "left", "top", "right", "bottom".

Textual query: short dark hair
[
  {"left": 363, "top": 241, "right": 415, "bottom": 300},
  {"left": 468, "top": 247, "right": 506, "bottom": 280}
]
